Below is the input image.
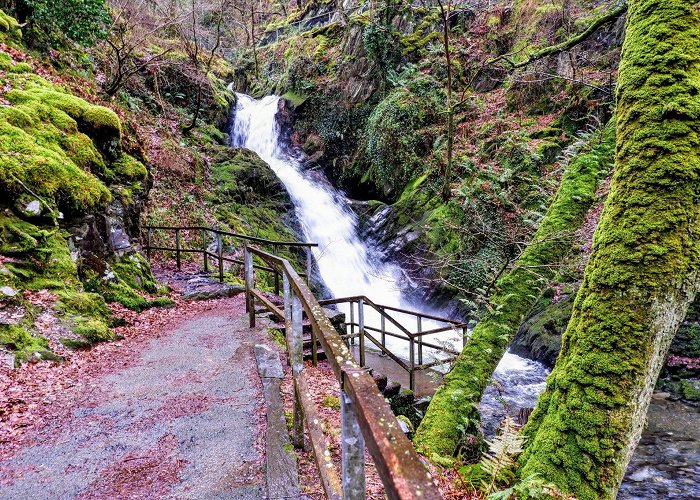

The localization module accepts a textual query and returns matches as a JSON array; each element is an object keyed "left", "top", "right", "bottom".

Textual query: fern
[{"left": 479, "top": 416, "right": 525, "bottom": 495}]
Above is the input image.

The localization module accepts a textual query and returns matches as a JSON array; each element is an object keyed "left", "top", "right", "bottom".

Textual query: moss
[
  {"left": 74, "top": 318, "right": 112, "bottom": 343},
  {"left": 111, "top": 153, "right": 148, "bottom": 181},
  {"left": 0, "top": 324, "right": 57, "bottom": 365},
  {"left": 56, "top": 291, "right": 111, "bottom": 319},
  {"left": 111, "top": 253, "right": 157, "bottom": 294},
  {"left": 102, "top": 281, "right": 149, "bottom": 311},
  {"left": 0, "top": 74, "right": 113, "bottom": 212},
  {"left": 415, "top": 122, "right": 615, "bottom": 460},
  {"left": 268, "top": 327, "right": 287, "bottom": 348},
  {"left": 0, "top": 9, "right": 22, "bottom": 41},
  {"left": 519, "top": 2, "right": 700, "bottom": 498},
  {"left": 363, "top": 78, "right": 444, "bottom": 198},
  {"left": 149, "top": 297, "right": 175, "bottom": 308},
  {"left": 321, "top": 395, "right": 341, "bottom": 409}
]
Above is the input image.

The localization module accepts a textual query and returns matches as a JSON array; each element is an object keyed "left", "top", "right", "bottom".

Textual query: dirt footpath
[{"left": 0, "top": 296, "right": 269, "bottom": 499}]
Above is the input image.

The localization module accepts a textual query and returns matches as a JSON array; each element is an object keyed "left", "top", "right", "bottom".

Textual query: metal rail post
[
  {"left": 306, "top": 247, "right": 312, "bottom": 285},
  {"left": 175, "top": 229, "right": 181, "bottom": 270},
  {"left": 409, "top": 337, "right": 416, "bottom": 392},
  {"left": 146, "top": 228, "right": 152, "bottom": 260},
  {"left": 273, "top": 244, "right": 280, "bottom": 295},
  {"left": 291, "top": 291, "right": 305, "bottom": 449},
  {"left": 380, "top": 313, "right": 386, "bottom": 354},
  {"left": 463, "top": 325, "right": 469, "bottom": 349},
  {"left": 217, "top": 232, "right": 224, "bottom": 283},
  {"left": 349, "top": 302, "right": 355, "bottom": 346},
  {"left": 417, "top": 316, "right": 423, "bottom": 365},
  {"left": 283, "top": 274, "right": 292, "bottom": 366},
  {"left": 244, "top": 246, "right": 254, "bottom": 327},
  {"left": 201, "top": 229, "right": 209, "bottom": 273},
  {"left": 341, "top": 388, "right": 365, "bottom": 500},
  {"left": 358, "top": 298, "right": 365, "bottom": 368}
]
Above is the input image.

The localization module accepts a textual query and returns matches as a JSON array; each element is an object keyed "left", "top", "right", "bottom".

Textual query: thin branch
[{"left": 489, "top": 2, "right": 627, "bottom": 69}]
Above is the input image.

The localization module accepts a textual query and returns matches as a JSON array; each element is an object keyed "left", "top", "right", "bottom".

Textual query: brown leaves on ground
[{"left": 0, "top": 296, "right": 238, "bottom": 462}]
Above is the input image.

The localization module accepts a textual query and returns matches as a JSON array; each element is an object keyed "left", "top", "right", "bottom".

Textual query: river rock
[{"left": 383, "top": 380, "right": 401, "bottom": 398}]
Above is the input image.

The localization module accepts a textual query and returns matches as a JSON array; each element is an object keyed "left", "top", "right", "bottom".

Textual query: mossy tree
[
  {"left": 518, "top": 1, "right": 700, "bottom": 498},
  {"left": 414, "top": 122, "right": 616, "bottom": 460}
]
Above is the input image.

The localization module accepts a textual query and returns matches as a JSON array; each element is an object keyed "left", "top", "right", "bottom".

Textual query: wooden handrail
[{"left": 245, "top": 246, "right": 442, "bottom": 500}]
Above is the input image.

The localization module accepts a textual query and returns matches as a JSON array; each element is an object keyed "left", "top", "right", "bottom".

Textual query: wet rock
[
  {"left": 182, "top": 284, "right": 245, "bottom": 301},
  {"left": 383, "top": 380, "right": 401, "bottom": 398},
  {"left": 0, "top": 286, "right": 17, "bottom": 298},
  {"left": 323, "top": 307, "right": 346, "bottom": 334},
  {"left": 24, "top": 200, "right": 42, "bottom": 217},
  {"left": 370, "top": 370, "right": 387, "bottom": 391}
]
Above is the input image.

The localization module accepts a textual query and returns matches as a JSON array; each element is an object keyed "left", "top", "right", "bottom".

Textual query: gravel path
[{"left": 0, "top": 297, "right": 269, "bottom": 499}]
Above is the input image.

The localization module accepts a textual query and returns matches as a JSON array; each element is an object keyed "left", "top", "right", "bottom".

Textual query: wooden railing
[
  {"left": 244, "top": 246, "right": 442, "bottom": 500},
  {"left": 319, "top": 296, "right": 469, "bottom": 393},
  {"left": 143, "top": 225, "right": 317, "bottom": 288}
]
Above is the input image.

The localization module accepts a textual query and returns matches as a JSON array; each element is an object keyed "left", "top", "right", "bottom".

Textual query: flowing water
[{"left": 229, "top": 94, "right": 698, "bottom": 497}]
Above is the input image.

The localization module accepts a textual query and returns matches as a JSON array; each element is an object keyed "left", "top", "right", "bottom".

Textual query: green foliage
[
  {"left": 24, "top": 0, "right": 110, "bottom": 47},
  {"left": 0, "top": 324, "right": 58, "bottom": 365},
  {"left": 0, "top": 9, "right": 22, "bottom": 41},
  {"left": 0, "top": 73, "right": 122, "bottom": 213},
  {"left": 479, "top": 417, "right": 524, "bottom": 495},
  {"left": 321, "top": 395, "right": 341, "bottom": 409},
  {"left": 414, "top": 122, "right": 615, "bottom": 460},
  {"left": 364, "top": 78, "right": 444, "bottom": 197},
  {"left": 519, "top": 2, "right": 700, "bottom": 497}
]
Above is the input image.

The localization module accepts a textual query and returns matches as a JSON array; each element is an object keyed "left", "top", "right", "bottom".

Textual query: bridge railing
[
  {"left": 143, "top": 225, "right": 317, "bottom": 289},
  {"left": 245, "top": 246, "right": 442, "bottom": 500},
  {"left": 319, "top": 296, "right": 469, "bottom": 393}
]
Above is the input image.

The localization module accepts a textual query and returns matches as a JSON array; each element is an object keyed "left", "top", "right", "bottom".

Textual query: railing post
[
  {"left": 245, "top": 245, "right": 255, "bottom": 327},
  {"left": 341, "top": 388, "right": 365, "bottom": 499},
  {"left": 283, "top": 274, "right": 292, "bottom": 368},
  {"left": 291, "top": 291, "right": 305, "bottom": 449},
  {"left": 146, "top": 228, "right": 152, "bottom": 261},
  {"left": 175, "top": 228, "right": 181, "bottom": 270},
  {"left": 409, "top": 336, "right": 416, "bottom": 392},
  {"left": 273, "top": 244, "right": 280, "bottom": 295},
  {"left": 463, "top": 325, "right": 469, "bottom": 349},
  {"left": 201, "top": 229, "right": 209, "bottom": 273},
  {"left": 417, "top": 316, "right": 423, "bottom": 366},
  {"left": 306, "top": 247, "right": 312, "bottom": 285},
  {"left": 358, "top": 298, "right": 365, "bottom": 368},
  {"left": 217, "top": 232, "right": 224, "bottom": 283},
  {"left": 349, "top": 301, "right": 355, "bottom": 346},
  {"left": 380, "top": 312, "right": 386, "bottom": 354}
]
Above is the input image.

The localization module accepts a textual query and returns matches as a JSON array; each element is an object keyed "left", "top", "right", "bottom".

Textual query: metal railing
[
  {"left": 143, "top": 225, "right": 317, "bottom": 289},
  {"left": 319, "top": 296, "right": 469, "bottom": 392},
  {"left": 245, "top": 246, "right": 442, "bottom": 500}
]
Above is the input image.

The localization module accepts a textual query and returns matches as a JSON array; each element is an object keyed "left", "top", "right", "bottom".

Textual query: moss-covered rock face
[
  {"left": 0, "top": 10, "right": 158, "bottom": 364},
  {"left": 362, "top": 79, "right": 444, "bottom": 199},
  {"left": 519, "top": 2, "right": 700, "bottom": 498}
]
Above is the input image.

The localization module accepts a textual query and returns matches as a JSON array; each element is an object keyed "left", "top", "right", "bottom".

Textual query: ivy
[{"left": 24, "top": 0, "right": 110, "bottom": 47}]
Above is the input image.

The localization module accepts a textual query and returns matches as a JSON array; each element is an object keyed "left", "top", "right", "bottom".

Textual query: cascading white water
[
  {"left": 229, "top": 92, "right": 548, "bottom": 403},
  {"left": 230, "top": 93, "right": 406, "bottom": 303}
]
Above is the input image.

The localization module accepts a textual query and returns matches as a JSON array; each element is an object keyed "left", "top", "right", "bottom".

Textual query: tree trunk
[
  {"left": 414, "top": 122, "right": 616, "bottom": 460},
  {"left": 518, "top": 2, "right": 700, "bottom": 498}
]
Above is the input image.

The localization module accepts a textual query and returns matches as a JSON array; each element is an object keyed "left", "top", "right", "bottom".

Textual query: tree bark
[
  {"left": 414, "top": 122, "right": 616, "bottom": 459},
  {"left": 518, "top": 2, "right": 700, "bottom": 498}
]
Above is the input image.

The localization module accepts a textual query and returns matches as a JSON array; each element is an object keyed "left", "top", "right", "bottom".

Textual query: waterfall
[
  {"left": 229, "top": 94, "right": 409, "bottom": 304},
  {"left": 228, "top": 92, "right": 548, "bottom": 413}
]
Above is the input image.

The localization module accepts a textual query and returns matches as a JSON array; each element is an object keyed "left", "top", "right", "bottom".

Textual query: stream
[{"left": 229, "top": 93, "right": 699, "bottom": 498}]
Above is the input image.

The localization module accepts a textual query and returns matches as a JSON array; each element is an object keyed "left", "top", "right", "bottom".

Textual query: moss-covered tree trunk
[
  {"left": 414, "top": 124, "right": 615, "bottom": 459},
  {"left": 518, "top": 2, "right": 700, "bottom": 498}
]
